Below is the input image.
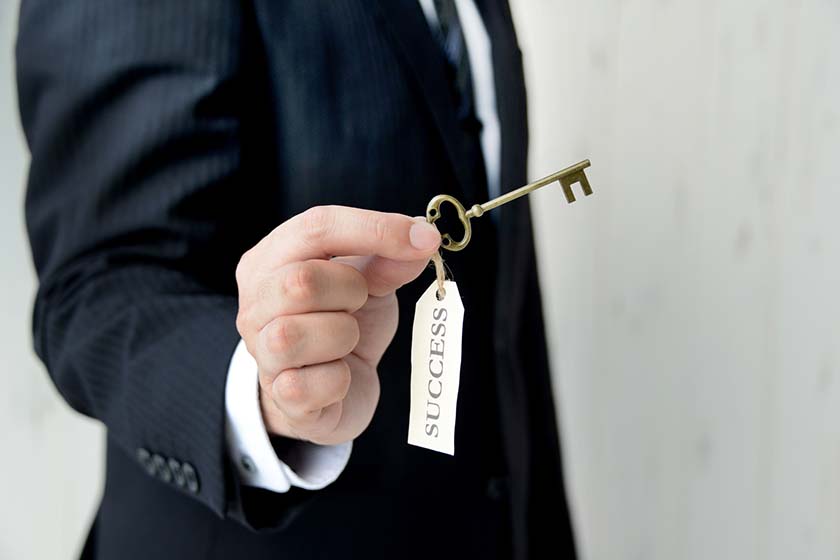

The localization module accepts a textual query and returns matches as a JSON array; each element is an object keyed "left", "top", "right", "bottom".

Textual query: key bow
[{"left": 426, "top": 194, "right": 473, "bottom": 252}]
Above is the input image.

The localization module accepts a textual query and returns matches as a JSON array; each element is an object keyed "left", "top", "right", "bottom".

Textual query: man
[{"left": 16, "top": 0, "right": 576, "bottom": 557}]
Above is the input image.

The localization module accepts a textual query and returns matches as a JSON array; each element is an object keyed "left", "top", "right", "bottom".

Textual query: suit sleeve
[{"left": 16, "top": 0, "right": 312, "bottom": 530}]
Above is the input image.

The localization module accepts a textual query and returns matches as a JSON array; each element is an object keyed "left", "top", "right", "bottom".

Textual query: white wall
[
  {"left": 0, "top": 3, "right": 104, "bottom": 559},
  {"left": 2, "top": 1, "right": 839, "bottom": 559},
  {"left": 509, "top": 0, "right": 840, "bottom": 559}
]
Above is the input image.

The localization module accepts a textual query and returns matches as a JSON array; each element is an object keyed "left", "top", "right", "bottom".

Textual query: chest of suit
[{"left": 235, "top": 0, "right": 527, "bottom": 479}]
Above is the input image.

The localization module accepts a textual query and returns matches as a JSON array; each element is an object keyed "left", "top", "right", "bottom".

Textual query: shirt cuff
[{"left": 224, "top": 339, "right": 352, "bottom": 493}]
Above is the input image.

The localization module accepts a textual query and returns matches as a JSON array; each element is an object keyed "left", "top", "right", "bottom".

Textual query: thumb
[{"left": 334, "top": 218, "right": 440, "bottom": 296}]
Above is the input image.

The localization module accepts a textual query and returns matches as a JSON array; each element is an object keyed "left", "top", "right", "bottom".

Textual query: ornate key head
[{"left": 426, "top": 194, "right": 472, "bottom": 252}]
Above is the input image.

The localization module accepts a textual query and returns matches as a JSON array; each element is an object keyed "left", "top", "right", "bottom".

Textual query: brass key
[{"left": 426, "top": 159, "right": 594, "bottom": 251}]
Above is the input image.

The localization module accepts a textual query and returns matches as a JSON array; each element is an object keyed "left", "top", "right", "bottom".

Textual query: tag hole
[{"left": 436, "top": 288, "right": 446, "bottom": 301}]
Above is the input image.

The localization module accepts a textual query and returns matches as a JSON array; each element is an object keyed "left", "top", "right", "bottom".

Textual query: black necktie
[{"left": 433, "top": 0, "right": 475, "bottom": 120}]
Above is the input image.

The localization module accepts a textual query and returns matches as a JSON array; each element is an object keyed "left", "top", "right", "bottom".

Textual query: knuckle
[
  {"left": 282, "top": 262, "right": 318, "bottom": 303},
  {"left": 273, "top": 369, "right": 308, "bottom": 406},
  {"left": 266, "top": 317, "right": 302, "bottom": 357}
]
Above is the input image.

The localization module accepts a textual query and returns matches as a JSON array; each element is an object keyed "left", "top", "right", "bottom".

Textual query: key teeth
[
  {"left": 559, "top": 170, "right": 593, "bottom": 204},
  {"left": 580, "top": 175, "right": 594, "bottom": 196},
  {"left": 561, "top": 183, "right": 577, "bottom": 203}
]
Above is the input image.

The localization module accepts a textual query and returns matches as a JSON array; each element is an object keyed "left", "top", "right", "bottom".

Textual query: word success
[{"left": 408, "top": 280, "right": 464, "bottom": 455}]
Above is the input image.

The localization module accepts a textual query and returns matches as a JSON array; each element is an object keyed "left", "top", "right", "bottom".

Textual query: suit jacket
[{"left": 17, "top": 0, "right": 576, "bottom": 558}]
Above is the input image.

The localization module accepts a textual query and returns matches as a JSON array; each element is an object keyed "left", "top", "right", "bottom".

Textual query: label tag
[{"left": 407, "top": 280, "right": 464, "bottom": 455}]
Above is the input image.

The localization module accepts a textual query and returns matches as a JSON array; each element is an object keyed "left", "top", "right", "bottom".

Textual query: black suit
[{"left": 17, "top": 0, "right": 576, "bottom": 558}]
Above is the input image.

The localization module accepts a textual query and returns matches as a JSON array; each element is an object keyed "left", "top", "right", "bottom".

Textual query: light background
[{"left": 2, "top": 1, "right": 839, "bottom": 558}]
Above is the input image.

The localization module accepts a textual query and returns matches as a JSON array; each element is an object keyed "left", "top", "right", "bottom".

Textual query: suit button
[
  {"left": 155, "top": 455, "right": 173, "bottom": 483},
  {"left": 136, "top": 447, "right": 151, "bottom": 464},
  {"left": 137, "top": 448, "right": 155, "bottom": 477},
  {"left": 168, "top": 459, "right": 185, "bottom": 488},
  {"left": 151, "top": 454, "right": 171, "bottom": 482},
  {"left": 182, "top": 463, "right": 200, "bottom": 494}
]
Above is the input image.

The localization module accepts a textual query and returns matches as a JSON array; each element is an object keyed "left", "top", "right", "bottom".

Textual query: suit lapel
[{"left": 371, "top": 0, "right": 474, "bottom": 200}]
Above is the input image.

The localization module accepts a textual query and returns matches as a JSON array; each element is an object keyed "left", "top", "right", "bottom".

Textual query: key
[{"left": 426, "top": 159, "right": 594, "bottom": 251}]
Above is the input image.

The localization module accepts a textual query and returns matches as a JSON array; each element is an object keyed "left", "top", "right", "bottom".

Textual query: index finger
[{"left": 268, "top": 206, "right": 441, "bottom": 266}]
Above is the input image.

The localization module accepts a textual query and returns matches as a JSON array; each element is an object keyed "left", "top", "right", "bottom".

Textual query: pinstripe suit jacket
[{"left": 17, "top": 0, "right": 576, "bottom": 557}]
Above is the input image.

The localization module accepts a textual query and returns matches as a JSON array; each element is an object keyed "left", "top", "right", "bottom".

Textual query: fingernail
[{"left": 410, "top": 219, "right": 440, "bottom": 251}]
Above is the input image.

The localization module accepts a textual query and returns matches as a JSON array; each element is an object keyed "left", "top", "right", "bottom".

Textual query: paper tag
[{"left": 407, "top": 280, "right": 464, "bottom": 455}]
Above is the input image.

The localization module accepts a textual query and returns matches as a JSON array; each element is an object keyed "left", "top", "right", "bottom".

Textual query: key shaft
[
  {"left": 426, "top": 158, "right": 594, "bottom": 252},
  {"left": 466, "top": 159, "right": 592, "bottom": 219}
]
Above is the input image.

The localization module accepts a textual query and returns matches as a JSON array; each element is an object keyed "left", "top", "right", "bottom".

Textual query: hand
[{"left": 235, "top": 205, "right": 441, "bottom": 446}]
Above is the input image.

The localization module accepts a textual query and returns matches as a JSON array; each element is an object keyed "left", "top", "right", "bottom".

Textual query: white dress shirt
[{"left": 225, "top": 0, "right": 502, "bottom": 493}]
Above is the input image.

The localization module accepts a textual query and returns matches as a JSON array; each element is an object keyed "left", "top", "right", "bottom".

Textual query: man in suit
[{"left": 16, "top": 0, "right": 576, "bottom": 557}]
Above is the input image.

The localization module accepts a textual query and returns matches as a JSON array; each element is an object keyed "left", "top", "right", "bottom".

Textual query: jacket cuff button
[
  {"left": 136, "top": 448, "right": 155, "bottom": 476},
  {"left": 182, "top": 463, "right": 200, "bottom": 494},
  {"left": 153, "top": 454, "right": 172, "bottom": 483},
  {"left": 168, "top": 458, "right": 186, "bottom": 488}
]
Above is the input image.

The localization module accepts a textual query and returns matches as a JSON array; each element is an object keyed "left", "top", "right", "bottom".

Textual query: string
[{"left": 431, "top": 250, "right": 447, "bottom": 300}]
